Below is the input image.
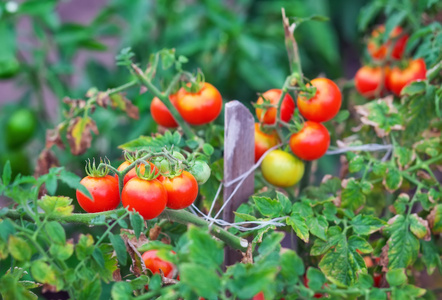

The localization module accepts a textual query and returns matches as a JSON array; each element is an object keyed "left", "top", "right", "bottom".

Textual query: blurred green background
[{"left": 0, "top": 0, "right": 369, "bottom": 179}]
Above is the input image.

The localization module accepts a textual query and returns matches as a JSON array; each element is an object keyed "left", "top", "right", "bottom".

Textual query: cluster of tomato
[
  {"left": 75, "top": 154, "right": 200, "bottom": 220},
  {"left": 355, "top": 25, "right": 427, "bottom": 98},
  {"left": 150, "top": 82, "right": 223, "bottom": 127},
  {"left": 254, "top": 79, "right": 342, "bottom": 188}
]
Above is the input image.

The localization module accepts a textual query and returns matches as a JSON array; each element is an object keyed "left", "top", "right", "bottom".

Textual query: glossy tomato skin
[
  {"left": 76, "top": 175, "right": 120, "bottom": 213},
  {"left": 116, "top": 161, "right": 159, "bottom": 185},
  {"left": 252, "top": 292, "right": 265, "bottom": 300},
  {"left": 368, "top": 26, "right": 408, "bottom": 60},
  {"left": 122, "top": 178, "right": 167, "bottom": 220},
  {"left": 256, "top": 89, "right": 295, "bottom": 125},
  {"left": 386, "top": 58, "right": 427, "bottom": 96},
  {"left": 289, "top": 121, "right": 330, "bottom": 161},
  {"left": 355, "top": 66, "right": 389, "bottom": 99},
  {"left": 159, "top": 171, "right": 198, "bottom": 209},
  {"left": 150, "top": 94, "right": 178, "bottom": 128},
  {"left": 261, "top": 150, "right": 304, "bottom": 187},
  {"left": 142, "top": 250, "right": 176, "bottom": 278},
  {"left": 297, "top": 78, "right": 342, "bottom": 123},
  {"left": 254, "top": 123, "right": 280, "bottom": 162},
  {"left": 176, "top": 82, "right": 222, "bottom": 125}
]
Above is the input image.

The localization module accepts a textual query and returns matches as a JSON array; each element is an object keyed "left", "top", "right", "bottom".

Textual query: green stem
[
  {"left": 406, "top": 154, "right": 442, "bottom": 173},
  {"left": 131, "top": 64, "right": 196, "bottom": 140},
  {"left": 5, "top": 208, "right": 248, "bottom": 252}
]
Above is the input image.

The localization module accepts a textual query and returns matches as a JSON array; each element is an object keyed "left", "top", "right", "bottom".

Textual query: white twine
[{"left": 189, "top": 142, "right": 393, "bottom": 232}]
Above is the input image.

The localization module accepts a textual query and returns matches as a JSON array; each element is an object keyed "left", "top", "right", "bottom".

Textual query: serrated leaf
[
  {"left": 349, "top": 156, "right": 365, "bottom": 173},
  {"left": 38, "top": 195, "right": 73, "bottom": 217},
  {"left": 291, "top": 201, "right": 313, "bottom": 218},
  {"left": 233, "top": 211, "right": 258, "bottom": 222},
  {"left": 76, "top": 234, "right": 94, "bottom": 260},
  {"left": 180, "top": 263, "right": 221, "bottom": 299},
  {"left": 306, "top": 268, "right": 326, "bottom": 290},
  {"left": 202, "top": 143, "right": 214, "bottom": 156},
  {"left": 287, "top": 214, "right": 309, "bottom": 243},
  {"left": 8, "top": 236, "right": 32, "bottom": 261},
  {"left": 341, "top": 178, "right": 366, "bottom": 211},
  {"left": 58, "top": 169, "right": 92, "bottom": 199},
  {"left": 2, "top": 161, "right": 11, "bottom": 186},
  {"left": 357, "top": 274, "right": 373, "bottom": 289},
  {"left": 350, "top": 215, "right": 385, "bottom": 235},
  {"left": 256, "top": 232, "right": 284, "bottom": 260},
  {"left": 119, "top": 131, "right": 184, "bottom": 152},
  {"left": 0, "top": 219, "right": 16, "bottom": 242},
  {"left": 409, "top": 214, "right": 429, "bottom": 240},
  {"left": 280, "top": 250, "right": 304, "bottom": 283},
  {"left": 129, "top": 212, "right": 144, "bottom": 240},
  {"left": 187, "top": 226, "right": 223, "bottom": 267},
  {"left": 307, "top": 216, "right": 328, "bottom": 241},
  {"left": 421, "top": 240, "right": 442, "bottom": 275},
  {"left": 110, "top": 234, "right": 127, "bottom": 266},
  {"left": 253, "top": 196, "right": 282, "bottom": 218},
  {"left": 45, "top": 221, "right": 66, "bottom": 245},
  {"left": 276, "top": 192, "right": 292, "bottom": 214},
  {"left": 383, "top": 167, "right": 403, "bottom": 192},
  {"left": 49, "top": 242, "right": 74, "bottom": 261},
  {"left": 31, "top": 261, "right": 58, "bottom": 285}
]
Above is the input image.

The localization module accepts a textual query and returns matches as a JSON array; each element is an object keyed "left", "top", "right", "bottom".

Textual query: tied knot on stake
[{"left": 189, "top": 142, "right": 393, "bottom": 232}]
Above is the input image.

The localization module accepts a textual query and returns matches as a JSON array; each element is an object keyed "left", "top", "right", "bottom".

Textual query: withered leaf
[
  {"left": 66, "top": 117, "right": 99, "bottom": 156},
  {"left": 34, "top": 149, "right": 60, "bottom": 178},
  {"left": 109, "top": 93, "right": 139, "bottom": 120},
  {"left": 149, "top": 224, "right": 161, "bottom": 241},
  {"left": 96, "top": 92, "right": 110, "bottom": 108},
  {"left": 122, "top": 234, "right": 147, "bottom": 277},
  {"left": 46, "top": 128, "right": 65, "bottom": 150}
]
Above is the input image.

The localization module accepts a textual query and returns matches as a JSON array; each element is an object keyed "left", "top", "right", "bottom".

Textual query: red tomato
[
  {"left": 367, "top": 25, "right": 409, "bottom": 60},
  {"left": 122, "top": 178, "right": 167, "bottom": 219},
  {"left": 176, "top": 82, "right": 222, "bottom": 125},
  {"left": 373, "top": 273, "right": 383, "bottom": 288},
  {"left": 116, "top": 161, "right": 159, "bottom": 185},
  {"left": 289, "top": 121, "right": 330, "bottom": 161},
  {"left": 354, "top": 66, "right": 389, "bottom": 99},
  {"left": 76, "top": 175, "right": 120, "bottom": 213},
  {"left": 254, "top": 123, "right": 280, "bottom": 162},
  {"left": 142, "top": 250, "right": 176, "bottom": 278},
  {"left": 255, "top": 89, "right": 295, "bottom": 125},
  {"left": 252, "top": 292, "right": 265, "bottom": 300},
  {"left": 150, "top": 94, "right": 178, "bottom": 128},
  {"left": 386, "top": 58, "right": 427, "bottom": 96},
  {"left": 297, "top": 78, "right": 342, "bottom": 123},
  {"left": 159, "top": 171, "right": 198, "bottom": 209}
]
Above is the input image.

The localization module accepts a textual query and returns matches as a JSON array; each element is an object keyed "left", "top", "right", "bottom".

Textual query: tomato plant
[
  {"left": 176, "top": 82, "right": 223, "bottom": 125},
  {"left": 367, "top": 25, "right": 408, "bottom": 60},
  {"left": 150, "top": 95, "right": 179, "bottom": 128},
  {"left": 261, "top": 149, "right": 304, "bottom": 187},
  {"left": 121, "top": 177, "right": 167, "bottom": 219},
  {"left": 386, "top": 58, "right": 427, "bottom": 96},
  {"left": 289, "top": 121, "right": 330, "bottom": 161},
  {"left": 296, "top": 78, "right": 342, "bottom": 123},
  {"left": 255, "top": 89, "right": 295, "bottom": 125},
  {"left": 116, "top": 161, "right": 159, "bottom": 185},
  {"left": 159, "top": 171, "right": 198, "bottom": 209},
  {"left": 354, "top": 65, "right": 388, "bottom": 98},
  {"left": 76, "top": 175, "right": 120, "bottom": 213},
  {"left": 254, "top": 123, "right": 280, "bottom": 162}
]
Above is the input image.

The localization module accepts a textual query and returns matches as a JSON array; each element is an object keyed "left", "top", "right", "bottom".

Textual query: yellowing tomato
[{"left": 261, "top": 150, "right": 304, "bottom": 187}]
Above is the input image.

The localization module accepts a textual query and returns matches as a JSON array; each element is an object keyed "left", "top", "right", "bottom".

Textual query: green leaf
[
  {"left": 49, "top": 242, "right": 74, "bottom": 261},
  {"left": 253, "top": 196, "right": 282, "bottom": 218},
  {"left": 276, "top": 192, "right": 292, "bottom": 214},
  {"left": 357, "top": 273, "right": 373, "bottom": 289},
  {"left": 319, "top": 235, "right": 368, "bottom": 287},
  {"left": 334, "top": 110, "right": 350, "bottom": 123},
  {"left": 323, "top": 202, "right": 338, "bottom": 221},
  {"left": 92, "top": 248, "right": 105, "bottom": 268},
  {"left": 2, "top": 161, "right": 11, "bottom": 185},
  {"left": 110, "top": 234, "right": 127, "bottom": 266},
  {"left": 385, "top": 215, "right": 420, "bottom": 269},
  {"left": 350, "top": 214, "right": 386, "bottom": 235},
  {"left": 386, "top": 269, "right": 407, "bottom": 287},
  {"left": 76, "top": 234, "right": 94, "bottom": 260},
  {"left": 394, "top": 147, "right": 415, "bottom": 169},
  {"left": 310, "top": 226, "right": 342, "bottom": 256},
  {"left": 130, "top": 212, "right": 144, "bottom": 240},
  {"left": 8, "top": 236, "right": 32, "bottom": 261},
  {"left": 38, "top": 195, "right": 73, "bottom": 217},
  {"left": 187, "top": 226, "right": 223, "bottom": 267},
  {"left": 0, "top": 274, "right": 38, "bottom": 300},
  {"left": 341, "top": 178, "right": 366, "bottom": 211},
  {"left": 372, "top": 162, "right": 387, "bottom": 176},
  {"left": 383, "top": 167, "right": 403, "bottom": 192},
  {"left": 202, "top": 143, "right": 214, "bottom": 156},
  {"left": 59, "top": 169, "right": 92, "bottom": 199},
  {"left": 421, "top": 240, "right": 442, "bottom": 275},
  {"left": 306, "top": 268, "right": 326, "bottom": 291},
  {"left": 119, "top": 131, "right": 184, "bottom": 152},
  {"left": 291, "top": 201, "right": 313, "bottom": 218},
  {"left": 45, "top": 221, "right": 66, "bottom": 245},
  {"left": 31, "top": 261, "right": 58, "bottom": 285},
  {"left": 303, "top": 177, "right": 341, "bottom": 203},
  {"left": 111, "top": 282, "right": 133, "bottom": 300},
  {"left": 409, "top": 214, "right": 429, "bottom": 239},
  {"left": 180, "top": 263, "right": 221, "bottom": 299},
  {"left": 256, "top": 232, "right": 284, "bottom": 261},
  {"left": 349, "top": 156, "right": 365, "bottom": 173},
  {"left": 280, "top": 250, "right": 304, "bottom": 284},
  {"left": 308, "top": 216, "right": 328, "bottom": 241},
  {"left": 78, "top": 276, "right": 102, "bottom": 299},
  {"left": 0, "top": 219, "right": 16, "bottom": 242},
  {"left": 369, "top": 288, "right": 388, "bottom": 300},
  {"left": 287, "top": 214, "right": 309, "bottom": 243}
]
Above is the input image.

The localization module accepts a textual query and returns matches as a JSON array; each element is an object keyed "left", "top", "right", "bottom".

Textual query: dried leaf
[
  {"left": 122, "top": 235, "right": 147, "bottom": 277},
  {"left": 46, "top": 129, "right": 65, "bottom": 150},
  {"left": 66, "top": 117, "right": 99, "bottom": 155},
  {"left": 113, "top": 269, "right": 122, "bottom": 281},
  {"left": 34, "top": 149, "right": 60, "bottom": 178},
  {"left": 109, "top": 93, "right": 139, "bottom": 120},
  {"left": 149, "top": 224, "right": 161, "bottom": 241},
  {"left": 96, "top": 92, "right": 110, "bottom": 108},
  {"left": 241, "top": 243, "right": 254, "bottom": 264}
]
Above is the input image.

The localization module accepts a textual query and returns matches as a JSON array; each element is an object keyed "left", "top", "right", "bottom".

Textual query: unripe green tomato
[
  {"left": 189, "top": 160, "right": 211, "bottom": 185},
  {"left": 172, "top": 151, "right": 185, "bottom": 161},
  {"left": 0, "top": 58, "right": 20, "bottom": 79},
  {"left": 5, "top": 108, "right": 37, "bottom": 149},
  {"left": 159, "top": 159, "right": 170, "bottom": 173},
  {"left": 261, "top": 150, "right": 304, "bottom": 187}
]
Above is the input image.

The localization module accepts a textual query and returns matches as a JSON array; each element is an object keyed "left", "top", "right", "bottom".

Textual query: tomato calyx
[
  {"left": 85, "top": 158, "right": 110, "bottom": 178},
  {"left": 135, "top": 162, "right": 161, "bottom": 181},
  {"left": 182, "top": 70, "right": 205, "bottom": 93}
]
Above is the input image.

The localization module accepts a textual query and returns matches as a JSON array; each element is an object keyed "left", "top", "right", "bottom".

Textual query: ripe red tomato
[
  {"left": 252, "top": 292, "right": 265, "bottom": 300},
  {"left": 297, "top": 78, "right": 342, "bottom": 123},
  {"left": 176, "top": 82, "right": 222, "bottom": 125},
  {"left": 367, "top": 25, "right": 409, "bottom": 60},
  {"left": 142, "top": 250, "right": 176, "bottom": 278},
  {"left": 289, "top": 121, "right": 330, "bottom": 161},
  {"left": 116, "top": 161, "right": 159, "bottom": 185},
  {"left": 122, "top": 178, "right": 167, "bottom": 219},
  {"left": 159, "top": 171, "right": 198, "bottom": 209},
  {"left": 255, "top": 89, "right": 295, "bottom": 125},
  {"left": 76, "top": 175, "right": 120, "bottom": 213},
  {"left": 150, "top": 94, "right": 178, "bottom": 128},
  {"left": 386, "top": 58, "right": 427, "bottom": 96},
  {"left": 254, "top": 123, "right": 280, "bottom": 162},
  {"left": 354, "top": 66, "right": 389, "bottom": 99}
]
